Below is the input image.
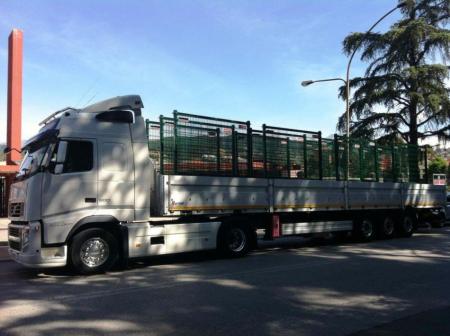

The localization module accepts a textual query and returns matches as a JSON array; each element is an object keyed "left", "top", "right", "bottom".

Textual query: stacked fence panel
[
  {"left": 377, "top": 146, "right": 394, "bottom": 182},
  {"left": 252, "top": 130, "right": 265, "bottom": 177},
  {"left": 146, "top": 113, "right": 429, "bottom": 183},
  {"left": 321, "top": 138, "right": 336, "bottom": 180},
  {"left": 147, "top": 121, "right": 161, "bottom": 169}
]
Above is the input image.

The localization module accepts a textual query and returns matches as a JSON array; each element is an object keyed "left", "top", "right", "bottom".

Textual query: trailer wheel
[
  {"left": 218, "top": 224, "right": 251, "bottom": 258},
  {"left": 70, "top": 228, "right": 119, "bottom": 275},
  {"left": 354, "top": 218, "right": 376, "bottom": 241},
  {"left": 397, "top": 214, "right": 415, "bottom": 237},
  {"left": 378, "top": 216, "right": 396, "bottom": 239}
]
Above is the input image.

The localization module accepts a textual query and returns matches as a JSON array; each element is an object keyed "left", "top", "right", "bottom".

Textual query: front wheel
[
  {"left": 218, "top": 224, "right": 251, "bottom": 258},
  {"left": 70, "top": 228, "right": 119, "bottom": 275}
]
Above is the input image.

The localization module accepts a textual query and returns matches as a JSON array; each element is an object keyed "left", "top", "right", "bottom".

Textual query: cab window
[{"left": 63, "top": 141, "right": 93, "bottom": 173}]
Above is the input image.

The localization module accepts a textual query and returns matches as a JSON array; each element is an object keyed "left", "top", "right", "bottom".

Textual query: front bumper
[
  {"left": 8, "top": 246, "right": 67, "bottom": 268},
  {"left": 8, "top": 221, "right": 67, "bottom": 268}
]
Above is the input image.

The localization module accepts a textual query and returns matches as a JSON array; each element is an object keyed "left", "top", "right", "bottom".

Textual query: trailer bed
[{"left": 152, "top": 174, "right": 446, "bottom": 216}]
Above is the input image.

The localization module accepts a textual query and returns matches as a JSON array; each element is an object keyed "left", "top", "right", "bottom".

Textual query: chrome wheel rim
[
  {"left": 383, "top": 218, "right": 395, "bottom": 236},
  {"left": 228, "top": 228, "right": 246, "bottom": 252},
  {"left": 80, "top": 237, "right": 109, "bottom": 268},
  {"left": 361, "top": 220, "right": 373, "bottom": 238}
]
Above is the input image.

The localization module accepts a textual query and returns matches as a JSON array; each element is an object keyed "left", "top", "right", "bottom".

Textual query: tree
[
  {"left": 428, "top": 155, "right": 448, "bottom": 176},
  {"left": 338, "top": 0, "right": 450, "bottom": 146}
]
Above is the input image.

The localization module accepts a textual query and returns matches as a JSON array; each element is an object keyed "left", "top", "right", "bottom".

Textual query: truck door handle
[{"left": 85, "top": 198, "right": 97, "bottom": 203}]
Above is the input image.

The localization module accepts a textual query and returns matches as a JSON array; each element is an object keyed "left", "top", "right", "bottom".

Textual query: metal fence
[{"left": 146, "top": 112, "right": 428, "bottom": 183}]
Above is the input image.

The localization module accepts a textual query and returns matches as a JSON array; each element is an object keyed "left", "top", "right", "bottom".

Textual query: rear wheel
[
  {"left": 378, "top": 216, "right": 396, "bottom": 239},
  {"left": 218, "top": 224, "right": 251, "bottom": 258},
  {"left": 397, "top": 214, "right": 415, "bottom": 237},
  {"left": 70, "top": 228, "right": 118, "bottom": 275},
  {"left": 354, "top": 218, "right": 376, "bottom": 241}
]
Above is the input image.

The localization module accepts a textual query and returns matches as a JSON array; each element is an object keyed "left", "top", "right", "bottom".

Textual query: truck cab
[{"left": 8, "top": 95, "right": 152, "bottom": 270}]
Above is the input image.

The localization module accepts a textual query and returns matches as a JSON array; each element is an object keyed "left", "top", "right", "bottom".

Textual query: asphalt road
[{"left": 1, "top": 227, "right": 450, "bottom": 336}]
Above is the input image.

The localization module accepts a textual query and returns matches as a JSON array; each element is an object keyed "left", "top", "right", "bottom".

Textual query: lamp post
[
  {"left": 301, "top": 78, "right": 346, "bottom": 87},
  {"left": 302, "top": 2, "right": 407, "bottom": 179}
]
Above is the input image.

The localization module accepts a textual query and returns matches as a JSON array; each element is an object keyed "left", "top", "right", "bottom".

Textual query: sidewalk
[{"left": 0, "top": 218, "right": 9, "bottom": 261}]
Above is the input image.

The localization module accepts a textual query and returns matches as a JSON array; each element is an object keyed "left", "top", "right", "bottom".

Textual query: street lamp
[
  {"left": 301, "top": 78, "right": 347, "bottom": 87},
  {"left": 302, "top": 2, "right": 407, "bottom": 180}
]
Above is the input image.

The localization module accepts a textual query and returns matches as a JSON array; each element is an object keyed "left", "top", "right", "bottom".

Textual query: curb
[{"left": 0, "top": 246, "right": 10, "bottom": 261}]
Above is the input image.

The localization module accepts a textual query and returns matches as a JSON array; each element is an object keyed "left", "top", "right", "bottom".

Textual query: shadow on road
[{"left": 1, "top": 227, "right": 450, "bottom": 336}]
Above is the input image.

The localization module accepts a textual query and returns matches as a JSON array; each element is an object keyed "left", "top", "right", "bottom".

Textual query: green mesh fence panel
[
  {"left": 288, "top": 137, "right": 306, "bottom": 179},
  {"left": 348, "top": 139, "right": 361, "bottom": 180},
  {"left": 335, "top": 137, "right": 347, "bottom": 180},
  {"left": 418, "top": 147, "right": 427, "bottom": 183},
  {"left": 359, "top": 140, "right": 377, "bottom": 181},
  {"left": 394, "top": 145, "right": 409, "bottom": 182},
  {"left": 176, "top": 124, "right": 219, "bottom": 175},
  {"left": 265, "top": 134, "right": 289, "bottom": 178},
  {"left": 264, "top": 126, "right": 321, "bottom": 179},
  {"left": 146, "top": 114, "right": 428, "bottom": 183},
  {"left": 147, "top": 121, "right": 161, "bottom": 169},
  {"left": 252, "top": 131, "right": 265, "bottom": 177},
  {"left": 305, "top": 138, "right": 320, "bottom": 179},
  {"left": 174, "top": 111, "right": 250, "bottom": 177},
  {"left": 161, "top": 117, "right": 175, "bottom": 174},
  {"left": 236, "top": 132, "right": 250, "bottom": 176},
  {"left": 322, "top": 138, "right": 336, "bottom": 180},
  {"left": 377, "top": 146, "right": 394, "bottom": 182},
  {"left": 407, "top": 144, "right": 421, "bottom": 183}
]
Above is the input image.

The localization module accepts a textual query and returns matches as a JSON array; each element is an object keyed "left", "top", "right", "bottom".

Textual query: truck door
[
  {"left": 41, "top": 139, "right": 98, "bottom": 243},
  {"left": 97, "top": 139, "right": 135, "bottom": 221}
]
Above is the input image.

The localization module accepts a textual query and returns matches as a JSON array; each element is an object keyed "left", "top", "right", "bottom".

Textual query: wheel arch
[{"left": 66, "top": 215, "right": 129, "bottom": 260}]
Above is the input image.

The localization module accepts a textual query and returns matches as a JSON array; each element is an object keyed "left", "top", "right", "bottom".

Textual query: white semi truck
[{"left": 6, "top": 95, "right": 446, "bottom": 274}]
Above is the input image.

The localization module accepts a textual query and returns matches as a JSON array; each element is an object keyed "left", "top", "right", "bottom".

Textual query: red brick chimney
[{"left": 6, "top": 29, "right": 23, "bottom": 165}]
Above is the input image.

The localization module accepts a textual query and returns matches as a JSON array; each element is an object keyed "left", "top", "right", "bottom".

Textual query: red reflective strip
[{"left": 272, "top": 215, "right": 281, "bottom": 238}]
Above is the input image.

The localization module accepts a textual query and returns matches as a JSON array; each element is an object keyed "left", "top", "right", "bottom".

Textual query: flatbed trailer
[{"left": 6, "top": 95, "right": 446, "bottom": 274}]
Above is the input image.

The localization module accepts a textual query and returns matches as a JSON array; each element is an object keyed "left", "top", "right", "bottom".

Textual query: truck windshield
[{"left": 16, "top": 144, "right": 51, "bottom": 180}]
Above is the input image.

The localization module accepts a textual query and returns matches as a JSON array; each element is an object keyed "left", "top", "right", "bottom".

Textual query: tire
[
  {"left": 70, "top": 228, "right": 119, "bottom": 275},
  {"left": 218, "top": 223, "right": 251, "bottom": 258},
  {"left": 354, "top": 218, "right": 376, "bottom": 241},
  {"left": 431, "top": 213, "right": 446, "bottom": 228},
  {"left": 378, "top": 216, "right": 396, "bottom": 239},
  {"left": 397, "top": 213, "right": 415, "bottom": 237}
]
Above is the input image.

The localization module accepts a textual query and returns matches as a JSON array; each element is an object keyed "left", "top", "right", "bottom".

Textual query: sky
[{"left": 0, "top": 0, "right": 406, "bottom": 141}]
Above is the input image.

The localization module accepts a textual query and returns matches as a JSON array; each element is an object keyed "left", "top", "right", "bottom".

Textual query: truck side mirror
[
  {"left": 56, "top": 141, "right": 68, "bottom": 163},
  {"left": 54, "top": 163, "right": 64, "bottom": 175}
]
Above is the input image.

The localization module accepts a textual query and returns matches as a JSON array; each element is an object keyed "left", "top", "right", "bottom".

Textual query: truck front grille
[
  {"left": 9, "top": 202, "right": 24, "bottom": 217},
  {"left": 8, "top": 226, "right": 20, "bottom": 238},
  {"left": 8, "top": 240, "right": 21, "bottom": 251}
]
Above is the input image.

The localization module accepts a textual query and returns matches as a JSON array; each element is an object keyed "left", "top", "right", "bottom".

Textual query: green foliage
[
  {"left": 428, "top": 155, "right": 448, "bottom": 175},
  {"left": 338, "top": 0, "right": 450, "bottom": 145}
]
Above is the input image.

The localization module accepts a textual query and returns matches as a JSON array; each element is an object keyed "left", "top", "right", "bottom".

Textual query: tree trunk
[{"left": 408, "top": 100, "right": 420, "bottom": 182}]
